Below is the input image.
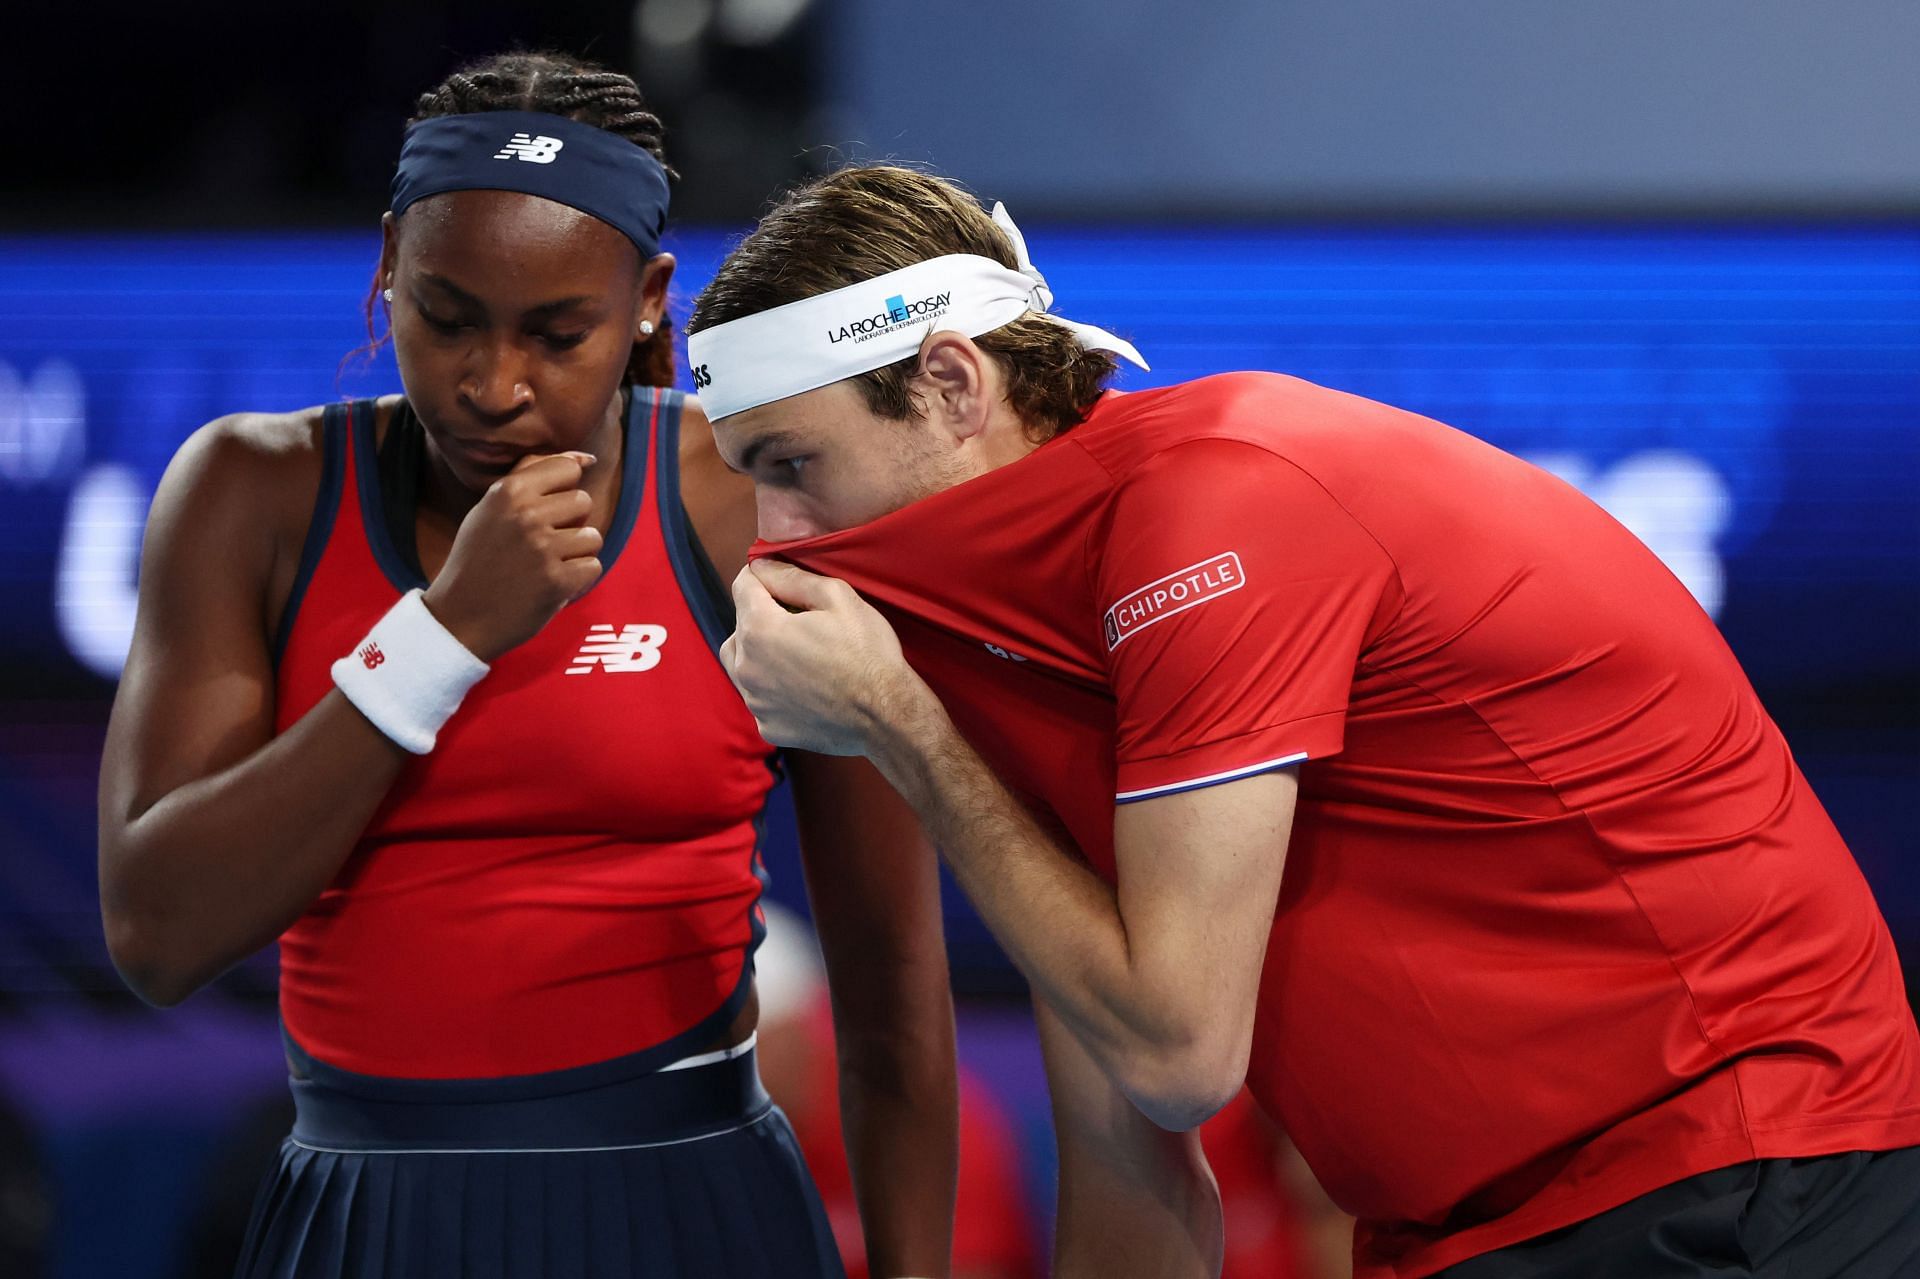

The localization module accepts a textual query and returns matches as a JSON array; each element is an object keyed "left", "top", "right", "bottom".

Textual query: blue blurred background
[{"left": 3, "top": 3, "right": 1916, "bottom": 1276}]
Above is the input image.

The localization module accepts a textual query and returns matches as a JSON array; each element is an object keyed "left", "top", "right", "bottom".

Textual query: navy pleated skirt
[{"left": 233, "top": 1046, "right": 845, "bottom": 1279}]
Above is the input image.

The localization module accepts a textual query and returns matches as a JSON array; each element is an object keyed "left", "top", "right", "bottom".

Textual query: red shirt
[
  {"left": 764, "top": 373, "right": 1920, "bottom": 1277},
  {"left": 276, "top": 390, "right": 776, "bottom": 1079}
]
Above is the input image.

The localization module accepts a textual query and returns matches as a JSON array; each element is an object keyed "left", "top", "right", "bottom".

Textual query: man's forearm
[
  {"left": 1039, "top": 998, "right": 1226, "bottom": 1279},
  {"left": 723, "top": 559, "right": 1264, "bottom": 1127},
  {"left": 1054, "top": 1110, "right": 1224, "bottom": 1279},
  {"left": 865, "top": 682, "right": 1199, "bottom": 1104}
]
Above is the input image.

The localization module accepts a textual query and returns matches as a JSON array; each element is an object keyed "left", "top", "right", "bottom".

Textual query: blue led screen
[{"left": 1, "top": 226, "right": 1914, "bottom": 995}]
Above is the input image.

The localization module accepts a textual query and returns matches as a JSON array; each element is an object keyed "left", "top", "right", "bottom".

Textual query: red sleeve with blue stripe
[{"left": 1096, "top": 439, "right": 1397, "bottom": 802}]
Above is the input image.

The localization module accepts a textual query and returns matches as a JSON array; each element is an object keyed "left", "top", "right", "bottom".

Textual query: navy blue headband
[{"left": 390, "top": 110, "right": 671, "bottom": 259}]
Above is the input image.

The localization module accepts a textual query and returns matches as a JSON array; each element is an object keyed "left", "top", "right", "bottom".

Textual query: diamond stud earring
[{"left": 639, "top": 319, "right": 656, "bottom": 337}]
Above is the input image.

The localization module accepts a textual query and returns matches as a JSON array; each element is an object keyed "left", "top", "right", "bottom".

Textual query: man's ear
[{"left": 914, "top": 330, "right": 992, "bottom": 443}]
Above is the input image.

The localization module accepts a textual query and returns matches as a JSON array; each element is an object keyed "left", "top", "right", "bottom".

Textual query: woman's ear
[
  {"left": 638, "top": 252, "right": 678, "bottom": 336},
  {"left": 378, "top": 212, "right": 399, "bottom": 297}
]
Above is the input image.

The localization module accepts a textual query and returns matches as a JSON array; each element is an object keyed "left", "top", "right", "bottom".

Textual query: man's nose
[{"left": 756, "top": 492, "right": 821, "bottom": 543}]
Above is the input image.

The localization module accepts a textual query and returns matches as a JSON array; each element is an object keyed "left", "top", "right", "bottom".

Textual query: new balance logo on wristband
[
  {"left": 359, "top": 642, "right": 385, "bottom": 670},
  {"left": 566, "top": 624, "right": 668, "bottom": 675},
  {"left": 494, "top": 133, "right": 564, "bottom": 164}
]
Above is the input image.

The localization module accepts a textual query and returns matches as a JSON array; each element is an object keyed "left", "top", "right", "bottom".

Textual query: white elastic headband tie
[{"left": 687, "top": 202, "right": 1148, "bottom": 420}]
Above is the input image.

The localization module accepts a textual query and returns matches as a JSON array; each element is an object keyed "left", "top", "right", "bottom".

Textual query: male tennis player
[{"left": 686, "top": 164, "right": 1920, "bottom": 1279}]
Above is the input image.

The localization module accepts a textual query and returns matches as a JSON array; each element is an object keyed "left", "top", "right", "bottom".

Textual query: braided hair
[{"left": 365, "top": 51, "right": 679, "bottom": 388}]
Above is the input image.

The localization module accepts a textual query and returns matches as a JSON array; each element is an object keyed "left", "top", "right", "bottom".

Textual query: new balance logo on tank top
[
  {"left": 565, "top": 623, "right": 669, "bottom": 674},
  {"left": 761, "top": 373, "right": 1920, "bottom": 1279},
  {"left": 273, "top": 389, "right": 776, "bottom": 1081}
]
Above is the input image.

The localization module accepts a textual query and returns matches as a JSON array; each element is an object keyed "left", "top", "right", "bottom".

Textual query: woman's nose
[{"left": 460, "top": 338, "right": 533, "bottom": 418}]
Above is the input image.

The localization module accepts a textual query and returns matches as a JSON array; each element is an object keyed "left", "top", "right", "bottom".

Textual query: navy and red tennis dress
[{"left": 239, "top": 388, "right": 842, "bottom": 1278}]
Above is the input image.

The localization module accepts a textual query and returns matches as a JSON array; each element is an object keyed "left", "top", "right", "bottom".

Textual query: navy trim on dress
[
  {"left": 280, "top": 958, "right": 755, "bottom": 1106},
  {"left": 270, "top": 403, "right": 347, "bottom": 666},
  {"left": 592, "top": 385, "right": 653, "bottom": 577},
  {"left": 289, "top": 1047, "right": 772, "bottom": 1153},
  {"left": 350, "top": 398, "right": 424, "bottom": 592},
  {"left": 653, "top": 388, "right": 737, "bottom": 656},
  {"left": 375, "top": 402, "right": 428, "bottom": 583},
  {"left": 744, "top": 800, "right": 774, "bottom": 976}
]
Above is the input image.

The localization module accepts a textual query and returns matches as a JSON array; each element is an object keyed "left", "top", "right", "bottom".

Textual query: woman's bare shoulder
[{"left": 170, "top": 394, "right": 401, "bottom": 514}]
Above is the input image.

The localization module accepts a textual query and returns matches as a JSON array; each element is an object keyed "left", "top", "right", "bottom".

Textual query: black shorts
[{"left": 1438, "top": 1146, "right": 1920, "bottom": 1279}]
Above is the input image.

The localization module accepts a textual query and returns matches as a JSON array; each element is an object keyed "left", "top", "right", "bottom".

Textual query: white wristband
[{"left": 330, "top": 589, "right": 490, "bottom": 754}]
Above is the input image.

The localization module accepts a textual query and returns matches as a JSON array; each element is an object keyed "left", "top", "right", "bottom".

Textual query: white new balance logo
[
  {"left": 566, "top": 624, "right": 668, "bottom": 674},
  {"left": 494, "top": 133, "right": 565, "bottom": 164}
]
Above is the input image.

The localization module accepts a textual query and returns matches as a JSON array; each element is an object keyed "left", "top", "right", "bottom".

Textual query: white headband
[{"left": 686, "top": 203, "right": 1148, "bottom": 420}]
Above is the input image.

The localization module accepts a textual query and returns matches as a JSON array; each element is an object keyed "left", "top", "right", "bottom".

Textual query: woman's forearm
[
  {"left": 100, "top": 690, "right": 405, "bottom": 1005},
  {"left": 837, "top": 1008, "right": 960, "bottom": 1278}
]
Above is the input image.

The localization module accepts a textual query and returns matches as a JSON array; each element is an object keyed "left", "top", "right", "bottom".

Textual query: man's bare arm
[
  {"left": 1038, "top": 998, "right": 1224, "bottom": 1277},
  {"left": 725, "top": 560, "right": 1296, "bottom": 1129}
]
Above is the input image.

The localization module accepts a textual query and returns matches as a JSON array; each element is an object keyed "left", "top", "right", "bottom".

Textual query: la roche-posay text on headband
[
  {"left": 686, "top": 203, "right": 1147, "bottom": 420},
  {"left": 390, "top": 110, "right": 671, "bottom": 260}
]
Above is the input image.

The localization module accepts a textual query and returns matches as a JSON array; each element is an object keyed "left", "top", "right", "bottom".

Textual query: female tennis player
[{"left": 96, "top": 54, "right": 956, "bottom": 1279}]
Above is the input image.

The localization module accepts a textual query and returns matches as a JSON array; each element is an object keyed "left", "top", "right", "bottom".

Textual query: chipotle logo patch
[{"left": 1103, "top": 552, "right": 1245, "bottom": 650}]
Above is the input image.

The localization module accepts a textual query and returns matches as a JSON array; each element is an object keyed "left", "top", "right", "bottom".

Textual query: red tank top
[{"left": 274, "top": 389, "right": 776, "bottom": 1080}]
